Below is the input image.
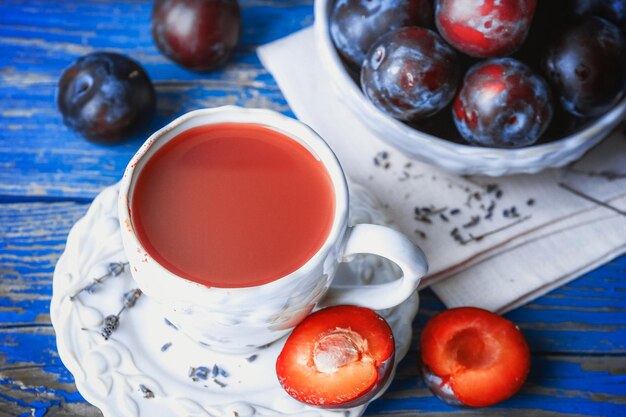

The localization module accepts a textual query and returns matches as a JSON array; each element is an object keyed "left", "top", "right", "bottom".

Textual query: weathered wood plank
[
  {"left": 0, "top": 0, "right": 309, "bottom": 198},
  {"left": 2, "top": 2, "right": 626, "bottom": 416},
  {"left": 0, "top": 201, "right": 624, "bottom": 416}
]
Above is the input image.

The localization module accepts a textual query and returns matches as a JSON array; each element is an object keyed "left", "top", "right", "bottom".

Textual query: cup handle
[{"left": 322, "top": 224, "right": 428, "bottom": 310}]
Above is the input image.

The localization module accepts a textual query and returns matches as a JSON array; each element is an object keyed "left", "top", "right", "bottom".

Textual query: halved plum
[
  {"left": 420, "top": 307, "right": 530, "bottom": 407},
  {"left": 276, "top": 305, "right": 395, "bottom": 408}
]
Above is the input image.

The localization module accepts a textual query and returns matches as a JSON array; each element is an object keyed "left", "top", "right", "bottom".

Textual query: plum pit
[{"left": 313, "top": 328, "right": 369, "bottom": 374}]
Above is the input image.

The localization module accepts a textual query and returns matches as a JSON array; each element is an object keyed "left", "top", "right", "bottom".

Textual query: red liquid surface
[{"left": 131, "top": 123, "right": 335, "bottom": 288}]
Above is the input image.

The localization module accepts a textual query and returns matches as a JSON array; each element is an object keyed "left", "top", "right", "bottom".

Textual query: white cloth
[{"left": 257, "top": 28, "right": 626, "bottom": 313}]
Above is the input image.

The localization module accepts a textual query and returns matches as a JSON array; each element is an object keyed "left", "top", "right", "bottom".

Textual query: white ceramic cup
[{"left": 118, "top": 106, "right": 428, "bottom": 353}]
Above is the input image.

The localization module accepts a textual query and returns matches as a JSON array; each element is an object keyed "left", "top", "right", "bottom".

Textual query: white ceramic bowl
[{"left": 314, "top": 0, "right": 626, "bottom": 176}]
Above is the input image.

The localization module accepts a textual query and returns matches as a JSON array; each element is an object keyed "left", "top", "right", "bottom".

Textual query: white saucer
[{"left": 50, "top": 182, "right": 419, "bottom": 417}]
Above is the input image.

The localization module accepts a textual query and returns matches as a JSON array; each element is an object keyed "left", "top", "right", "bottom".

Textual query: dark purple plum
[
  {"left": 56, "top": 52, "right": 156, "bottom": 144},
  {"left": 453, "top": 58, "right": 552, "bottom": 148},
  {"left": 152, "top": 0, "right": 240, "bottom": 72},
  {"left": 513, "top": 0, "right": 570, "bottom": 70},
  {"left": 330, "top": 0, "right": 432, "bottom": 69},
  {"left": 571, "top": 0, "right": 626, "bottom": 30},
  {"left": 543, "top": 17, "right": 626, "bottom": 118},
  {"left": 361, "top": 27, "right": 460, "bottom": 121}
]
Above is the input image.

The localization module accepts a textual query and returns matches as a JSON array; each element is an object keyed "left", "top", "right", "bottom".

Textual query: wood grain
[
  {"left": 1, "top": 0, "right": 625, "bottom": 415},
  {"left": 0, "top": 0, "right": 306, "bottom": 199}
]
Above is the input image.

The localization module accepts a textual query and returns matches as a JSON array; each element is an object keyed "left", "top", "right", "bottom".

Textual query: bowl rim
[{"left": 313, "top": 0, "right": 626, "bottom": 163}]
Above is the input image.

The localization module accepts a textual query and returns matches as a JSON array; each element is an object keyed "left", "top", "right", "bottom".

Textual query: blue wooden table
[{"left": 1, "top": 1, "right": 625, "bottom": 416}]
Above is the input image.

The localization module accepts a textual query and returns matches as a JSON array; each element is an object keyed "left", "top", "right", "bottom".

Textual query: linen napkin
[{"left": 257, "top": 28, "right": 626, "bottom": 313}]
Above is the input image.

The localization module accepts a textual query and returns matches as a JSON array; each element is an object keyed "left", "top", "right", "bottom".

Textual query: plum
[
  {"left": 453, "top": 58, "right": 552, "bottom": 148},
  {"left": 152, "top": 0, "right": 240, "bottom": 72},
  {"left": 276, "top": 305, "right": 395, "bottom": 408},
  {"left": 330, "top": 0, "right": 432, "bottom": 69},
  {"left": 436, "top": 0, "right": 537, "bottom": 58},
  {"left": 56, "top": 52, "right": 156, "bottom": 144},
  {"left": 543, "top": 17, "right": 626, "bottom": 117},
  {"left": 361, "top": 27, "right": 460, "bottom": 121},
  {"left": 421, "top": 307, "right": 530, "bottom": 407}
]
